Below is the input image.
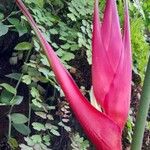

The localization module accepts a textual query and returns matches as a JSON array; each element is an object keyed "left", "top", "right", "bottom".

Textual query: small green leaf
[
  {"left": 15, "top": 42, "right": 32, "bottom": 51},
  {"left": 38, "top": 67, "right": 50, "bottom": 79},
  {"left": 67, "top": 13, "right": 76, "bottom": 21},
  {"left": 35, "top": 112, "right": 47, "bottom": 119},
  {"left": 22, "top": 75, "right": 32, "bottom": 85},
  {"left": 32, "top": 99, "right": 42, "bottom": 108},
  {"left": 0, "top": 83, "right": 16, "bottom": 94},
  {"left": 0, "top": 23, "right": 8, "bottom": 37},
  {"left": 40, "top": 54, "right": 50, "bottom": 67},
  {"left": 49, "top": 29, "right": 58, "bottom": 35},
  {"left": 13, "top": 124, "right": 31, "bottom": 135},
  {"left": 61, "top": 44, "right": 70, "bottom": 49},
  {"left": 8, "top": 18, "right": 27, "bottom": 36},
  {"left": 8, "top": 138, "right": 19, "bottom": 150},
  {"left": 0, "top": 13, "right": 4, "bottom": 20},
  {"left": 31, "top": 135, "right": 42, "bottom": 143},
  {"left": 31, "top": 87, "right": 40, "bottom": 99},
  {"left": 6, "top": 73, "right": 22, "bottom": 81},
  {"left": 11, "top": 113, "right": 28, "bottom": 124},
  {"left": 62, "top": 52, "right": 75, "bottom": 61},
  {"left": 51, "top": 129, "right": 60, "bottom": 136},
  {"left": 19, "top": 144, "right": 33, "bottom": 150},
  {"left": 32, "top": 122, "right": 46, "bottom": 131}
]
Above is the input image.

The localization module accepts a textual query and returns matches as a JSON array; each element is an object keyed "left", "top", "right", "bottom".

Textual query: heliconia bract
[{"left": 15, "top": 0, "right": 132, "bottom": 149}]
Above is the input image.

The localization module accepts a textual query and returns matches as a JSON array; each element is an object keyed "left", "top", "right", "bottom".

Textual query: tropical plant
[{"left": 15, "top": 0, "right": 132, "bottom": 149}]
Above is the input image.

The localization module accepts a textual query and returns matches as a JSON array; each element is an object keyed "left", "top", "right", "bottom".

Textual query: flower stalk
[{"left": 131, "top": 55, "right": 150, "bottom": 150}]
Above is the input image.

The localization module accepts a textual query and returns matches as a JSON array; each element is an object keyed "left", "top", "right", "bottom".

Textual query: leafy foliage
[{"left": 0, "top": 0, "right": 149, "bottom": 149}]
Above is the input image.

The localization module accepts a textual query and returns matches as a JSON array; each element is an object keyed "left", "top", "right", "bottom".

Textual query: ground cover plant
[{"left": 0, "top": 0, "right": 149, "bottom": 150}]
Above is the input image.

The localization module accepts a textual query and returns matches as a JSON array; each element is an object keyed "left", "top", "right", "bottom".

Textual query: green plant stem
[
  {"left": 8, "top": 49, "right": 32, "bottom": 139},
  {"left": 131, "top": 55, "right": 150, "bottom": 150},
  {"left": 8, "top": 114, "right": 11, "bottom": 139},
  {"left": 27, "top": 97, "right": 31, "bottom": 137}
]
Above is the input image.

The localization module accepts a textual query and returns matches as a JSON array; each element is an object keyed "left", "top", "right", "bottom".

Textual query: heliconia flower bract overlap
[{"left": 15, "top": 0, "right": 132, "bottom": 149}]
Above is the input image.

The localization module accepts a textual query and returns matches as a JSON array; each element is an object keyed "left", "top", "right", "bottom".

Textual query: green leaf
[
  {"left": 8, "top": 138, "right": 19, "bottom": 150},
  {"left": 35, "top": 112, "right": 47, "bottom": 119},
  {"left": 32, "top": 122, "right": 46, "bottom": 131},
  {"left": 19, "top": 144, "right": 33, "bottom": 150},
  {"left": 13, "top": 123, "right": 31, "bottom": 135},
  {"left": 8, "top": 18, "right": 19, "bottom": 25},
  {"left": 38, "top": 67, "right": 50, "bottom": 79},
  {"left": 11, "top": 113, "right": 28, "bottom": 124},
  {"left": 31, "top": 87, "right": 40, "bottom": 99},
  {"left": 40, "top": 54, "right": 50, "bottom": 67},
  {"left": 49, "top": 29, "right": 58, "bottom": 35},
  {"left": 0, "top": 83, "right": 16, "bottom": 94},
  {"left": 31, "top": 135, "right": 42, "bottom": 143},
  {"left": 8, "top": 18, "right": 27, "bottom": 36},
  {"left": 15, "top": 42, "right": 32, "bottom": 51},
  {"left": 0, "top": 23, "right": 8, "bottom": 37},
  {"left": 6, "top": 73, "right": 22, "bottom": 81},
  {"left": 0, "top": 13, "right": 4, "bottom": 20},
  {"left": 10, "top": 95, "right": 23, "bottom": 105},
  {"left": 22, "top": 75, "right": 32, "bottom": 85},
  {"left": 67, "top": 13, "right": 76, "bottom": 21},
  {"left": 62, "top": 52, "right": 75, "bottom": 61},
  {"left": 61, "top": 43, "right": 71, "bottom": 49},
  {"left": 32, "top": 99, "right": 42, "bottom": 108},
  {"left": 0, "top": 90, "right": 13, "bottom": 105},
  {"left": 51, "top": 129, "right": 60, "bottom": 136},
  {"left": 33, "top": 0, "right": 44, "bottom": 8}
]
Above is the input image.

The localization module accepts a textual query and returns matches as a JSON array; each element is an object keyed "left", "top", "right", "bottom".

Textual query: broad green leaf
[
  {"left": 10, "top": 95, "right": 23, "bottom": 105},
  {"left": 0, "top": 83, "right": 16, "bottom": 94},
  {"left": 15, "top": 42, "right": 32, "bottom": 51},
  {"left": 0, "top": 90, "right": 13, "bottom": 105},
  {"left": 13, "top": 123, "right": 31, "bottom": 135},
  {"left": 11, "top": 113, "right": 28, "bottom": 124},
  {"left": 0, "top": 23, "right": 8, "bottom": 37}
]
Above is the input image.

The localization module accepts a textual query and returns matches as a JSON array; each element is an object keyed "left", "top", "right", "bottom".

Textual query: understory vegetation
[{"left": 0, "top": 0, "right": 149, "bottom": 149}]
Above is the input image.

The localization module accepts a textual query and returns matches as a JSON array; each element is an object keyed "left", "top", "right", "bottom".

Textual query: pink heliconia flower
[{"left": 16, "top": 0, "right": 132, "bottom": 150}]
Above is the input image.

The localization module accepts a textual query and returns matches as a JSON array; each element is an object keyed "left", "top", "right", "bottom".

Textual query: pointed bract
[
  {"left": 102, "top": 0, "right": 122, "bottom": 71},
  {"left": 92, "top": 0, "right": 114, "bottom": 108},
  {"left": 92, "top": 0, "right": 131, "bottom": 128},
  {"left": 15, "top": 0, "right": 123, "bottom": 149}
]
